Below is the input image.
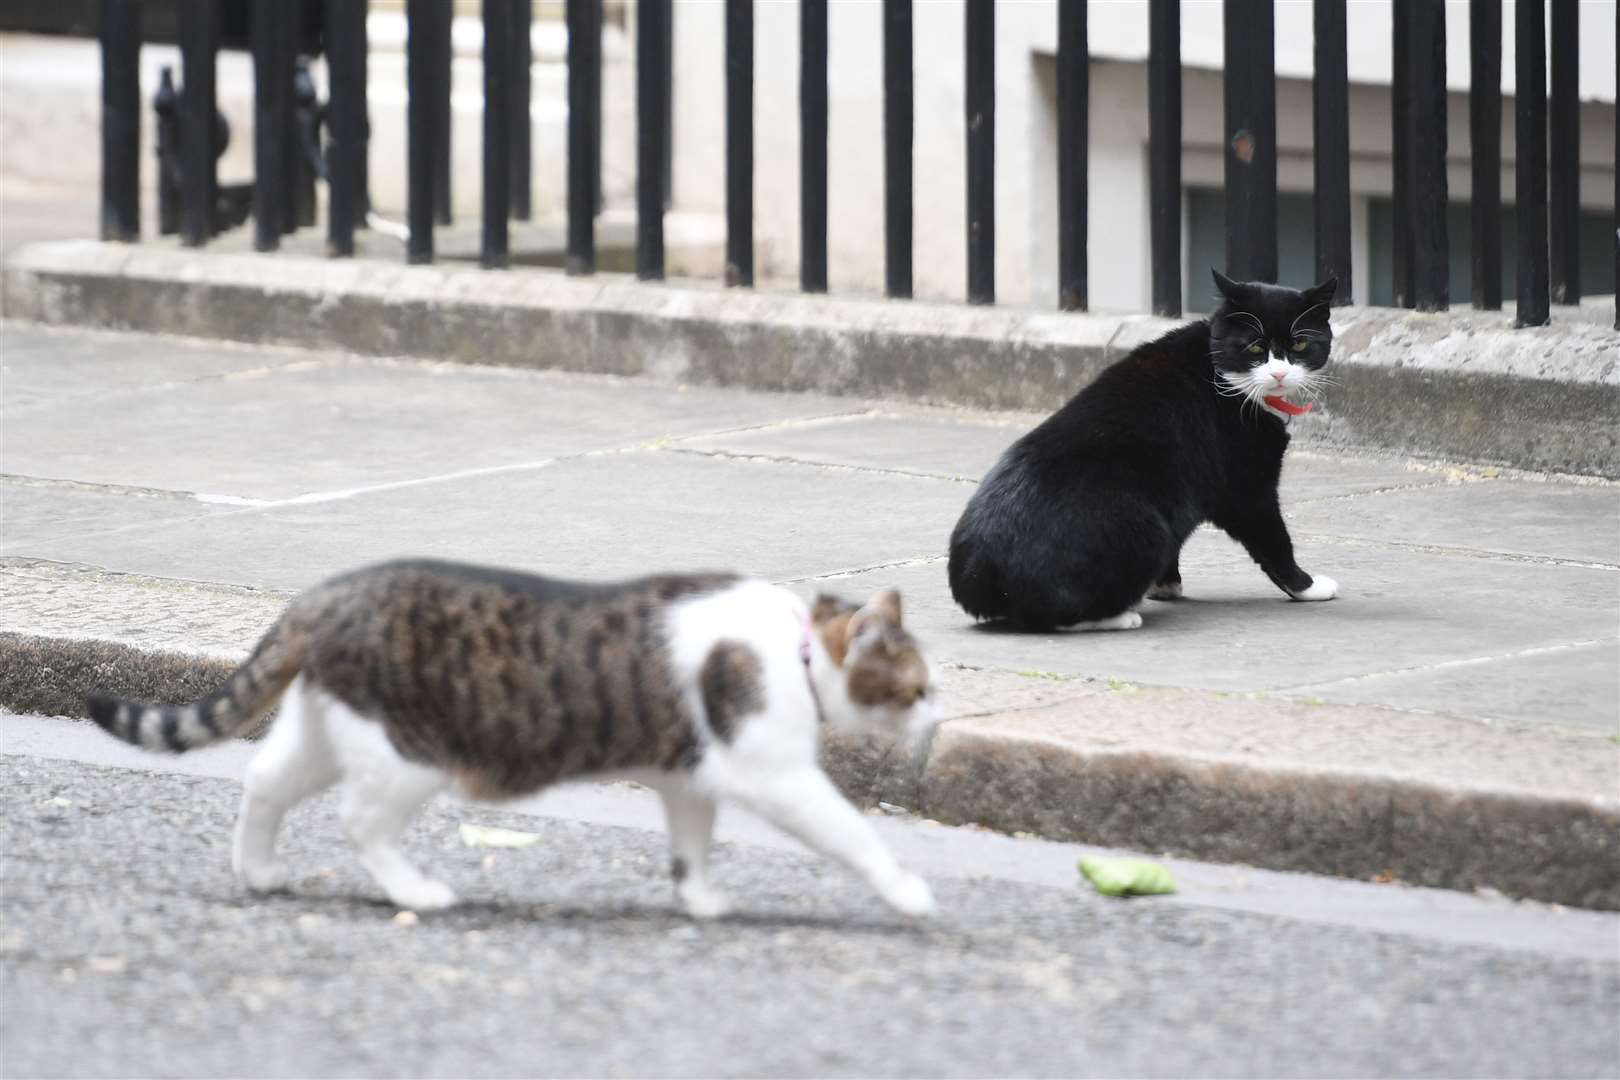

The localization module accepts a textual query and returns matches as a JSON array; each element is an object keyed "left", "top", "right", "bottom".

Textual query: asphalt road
[{"left": 3, "top": 715, "right": 1616, "bottom": 1079}]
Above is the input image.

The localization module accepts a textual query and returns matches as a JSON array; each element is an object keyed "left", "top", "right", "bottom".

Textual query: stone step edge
[
  {"left": 5, "top": 240, "right": 1618, "bottom": 477},
  {"left": 5, "top": 629, "right": 1614, "bottom": 911}
]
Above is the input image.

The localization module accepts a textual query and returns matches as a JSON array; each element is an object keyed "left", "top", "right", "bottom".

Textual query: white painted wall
[{"left": 668, "top": 0, "right": 1616, "bottom": 312}]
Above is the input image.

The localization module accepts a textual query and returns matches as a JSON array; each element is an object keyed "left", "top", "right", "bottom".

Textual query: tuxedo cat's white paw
[
  {"left": 881, "top": 872, "right": 937, "bottom": 918},
  {"left": 238, "top": 860, "right": 291, "bottom": 894},
  {"left": 1291, "top": 575, "right": 1338, "bottom": 602},
  {"left": 1072, "top": 610, "right": 1143, "bottom": 631},
  {"left": 388, "top": 878, "right": 458, "bottom": 912},
  {"left": 678, "top": 883, "right": 733, "bottom": 920},
  {"left": 1147, "top": 582, "right": 1183, "bottom": 601}
]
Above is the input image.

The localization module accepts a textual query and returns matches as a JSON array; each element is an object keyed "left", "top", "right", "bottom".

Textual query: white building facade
[{"left": 667, "top": 0, "right": 1617, "bottom": 312}]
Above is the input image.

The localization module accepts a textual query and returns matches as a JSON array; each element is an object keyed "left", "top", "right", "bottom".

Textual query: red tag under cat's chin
[{"left": 1263, "top": 396, "right": 1314, "bottom": 417}]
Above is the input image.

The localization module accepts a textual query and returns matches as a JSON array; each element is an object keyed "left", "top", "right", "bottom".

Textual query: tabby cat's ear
[
  {"left": 811, "top": 594, "right": 856, "bottom": 624},
  {"left": 866, "top": 588, "right": 903, "bottom": 625},
  {"left": 848, "top": 589, "right": 903, "bottom": 638},
  {"left": 1211, "top": 269, "right": 1244, "bottom": 302},
  {"left": 1303, "top": 275, "right": 1339, "bottom": 306}
]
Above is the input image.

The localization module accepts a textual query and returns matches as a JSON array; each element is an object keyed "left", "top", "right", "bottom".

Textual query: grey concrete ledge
[
  {"left": 4, "top": 627, "right": 1614, "bottom": 911},
  {"left": 7, "top": 241, "right": 1615, "bottom": 475},
  {"left": 915, "top": 725, "right": 1619, "bottom": 912}
]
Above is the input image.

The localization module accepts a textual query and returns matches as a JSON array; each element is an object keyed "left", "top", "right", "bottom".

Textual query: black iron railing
[{"left": 96, "top": 0, "right": 1616, "bottom": 330}]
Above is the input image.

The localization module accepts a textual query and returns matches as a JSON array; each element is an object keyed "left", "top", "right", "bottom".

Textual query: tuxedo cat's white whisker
[
  {"left": 1229, "top": 310, "right": 1267, "bottom": 337},
  {"left": 1290, "top": 302, "right": 1330, "bottom": 334}
]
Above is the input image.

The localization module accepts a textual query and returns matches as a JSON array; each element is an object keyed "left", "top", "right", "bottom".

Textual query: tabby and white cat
[
  {"left": 949, "top": 271, "right": 1341, "bottom": 630},
  {"left": 88, "top": 560, "right": 940, "bottom": 918}
]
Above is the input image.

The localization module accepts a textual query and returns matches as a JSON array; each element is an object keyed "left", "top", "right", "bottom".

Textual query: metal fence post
[
  {"left": 100, "top": 0, "right": 142, "bottom": 242},
  {"left": 406, "top": 0, "right": 437, "bottom": 263},
  {"left": 431, "top": 0, "right": 453, "bottom": 225},
  {"left": 567, "top": 0, "right": 601, "bottom": 274},
  {"left": 964, "top": 0, "right": 994, "bottom": 305},
  {"left": 1406, "top": 0, "right": 1448, "bottom": 311},
  {"left": 636, "top": 0, "right": 670, "bottom": 280},
  {"left": 510, "top": 0, "right": 533, "bottom": 222},
  {"left": 1549, "top": 0, "right": 1579, "bottom": 304},
  {"left": 326, "top": 0, "right": 368, "bottom": 257},
  {"left": 179, "top": 0, "right": 220, "bottom": 247},
  {"left": 724, "top": 0, "right": 753, "bottom": 287},
  {"left": 1469, "top": 0, "right": 1502, "bottom": 310},
  {"left": 252, "top": 0, "right": 292, "bottom": 250},
  {"left": 1313, "top": 0, "right": 1351, "bottom": 303},
  {"left": 1148, "top": 0, "right": 1180, "bottom": 317},
  {"left": 1223, "top": 0, "right": 1276, "bottom": 284},
  {"left": 1391, "top": 2, "right": 1411, "bottom": 306},
  {"left": 482, "top": 0, "right": 511, "bottom": 268},
  {"left": 800, "top": 0, "right": 827, "bottom": 294},
  {"left": 1057, "top": 0, "right": 1086, "bottom": 311},
  {"left": 1514, "top": 0, "right": 1549, "bottom": 327},
  {"left": 883, "top": 0, "right": 912, "bottom": 300}
]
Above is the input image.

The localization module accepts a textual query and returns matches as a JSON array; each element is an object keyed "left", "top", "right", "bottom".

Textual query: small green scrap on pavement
[
  {"left": 1078, "top": 855, "right": 1177, "bottom": 897},
  {"left": 458, "top": 823, "right": 541, "bottom": 849}
]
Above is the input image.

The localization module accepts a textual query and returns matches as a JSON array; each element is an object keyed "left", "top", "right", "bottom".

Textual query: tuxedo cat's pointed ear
[
  {"left": 1211, "top": 269, "right": 1243, "bottom": 302},
  {"left": 1304, "top": 275, "right": 1339, "bottom": 306}
]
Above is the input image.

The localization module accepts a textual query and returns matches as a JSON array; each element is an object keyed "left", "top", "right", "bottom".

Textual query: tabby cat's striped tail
[{"left": 86, "top": 618, "right": 308, "bottom": 754}]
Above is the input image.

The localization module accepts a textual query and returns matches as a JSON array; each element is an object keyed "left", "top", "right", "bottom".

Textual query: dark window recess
[
  {"left": 1369, "top": 200, "right": 1615, "bottom": 310},
  {"left": 1185, "top": 188, "right": 1317, "bottom": 314},
  {"left": 1189, "top": 189, "right": 1615, "bottom": 315}
]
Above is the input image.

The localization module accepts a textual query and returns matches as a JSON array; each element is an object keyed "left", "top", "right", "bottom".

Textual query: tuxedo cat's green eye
[
  {"left": 1246, "top": 343, "right": 1263, "bottom": 355},
  {"left": 1290, "top": 339, "right": 1307, "bottom": 351}
]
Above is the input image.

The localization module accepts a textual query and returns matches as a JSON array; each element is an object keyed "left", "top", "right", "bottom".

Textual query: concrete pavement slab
[
  {"left": 817, "top": 534, "right": 1619, "bottom": 702},
  {"left": 1289, "top": 641, "right": 1620, "bottom": 733},
  {"left": 677, "top": 410, "right": 1033, "bottom": 481},
  {"left": 1289, "top": 478, "right": 1620, "bottom": 567},
  {"left": 1277, "top": 449, "right": 1452, "bottom": 502},
  {"left": 1, "top": 324, "right": 320, "bottom": 410},
  {"left": 4, "top": 336, "right": 868, "bottom": 502},
  {"left": 0, "top": 480, "right": 228, "bottom": 551},
  {"left": 675, "top": 413, "right": 1456, "bottom": 504},
  {"left": 0, "top": 559, "right": 289, "bottom": 656},
  {"left": 13, "top": 450, "right": 963, "bottom": 590}
]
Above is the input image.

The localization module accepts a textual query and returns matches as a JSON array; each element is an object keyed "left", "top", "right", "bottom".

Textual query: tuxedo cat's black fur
[{"left": 948, "top": 271, "right": 1340, "bottom": 631}]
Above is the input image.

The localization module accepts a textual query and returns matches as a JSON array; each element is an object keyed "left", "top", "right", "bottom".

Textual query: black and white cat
[{"left": 948, "top": 271, "right": 1340, "bottom": 631}]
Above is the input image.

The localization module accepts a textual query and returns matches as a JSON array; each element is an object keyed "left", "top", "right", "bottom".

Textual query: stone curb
[
  {"left": 5, "top": 241, "right": 1617, "bottom": 476},
  {"left": 4, "top": 629, "right": 1615, "bottom": 911}
]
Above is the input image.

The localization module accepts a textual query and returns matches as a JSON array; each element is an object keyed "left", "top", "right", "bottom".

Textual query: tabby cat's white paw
[
  {"left": 679, "top": 884, "right": 733, "bottom": 920},
  {"left": 881, "top": 872, "right": 937, "bottom": 918},
  {"left": 238, "top": 861, "right": 290, "bottom": 893},
  {"left": 389, "top": 878, "right": 458, "bottom": 912},
  {"left": 1291, "top": 575, "right": 1338, "bottom": 602}
]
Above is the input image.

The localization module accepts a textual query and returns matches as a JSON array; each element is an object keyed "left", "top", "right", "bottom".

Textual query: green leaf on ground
[
  {"left": 1077, "top": 856, "right": 1177, "bottom": 897},
  {"left": 458, "top": 823, "right": 541, "bottom": 849}
]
